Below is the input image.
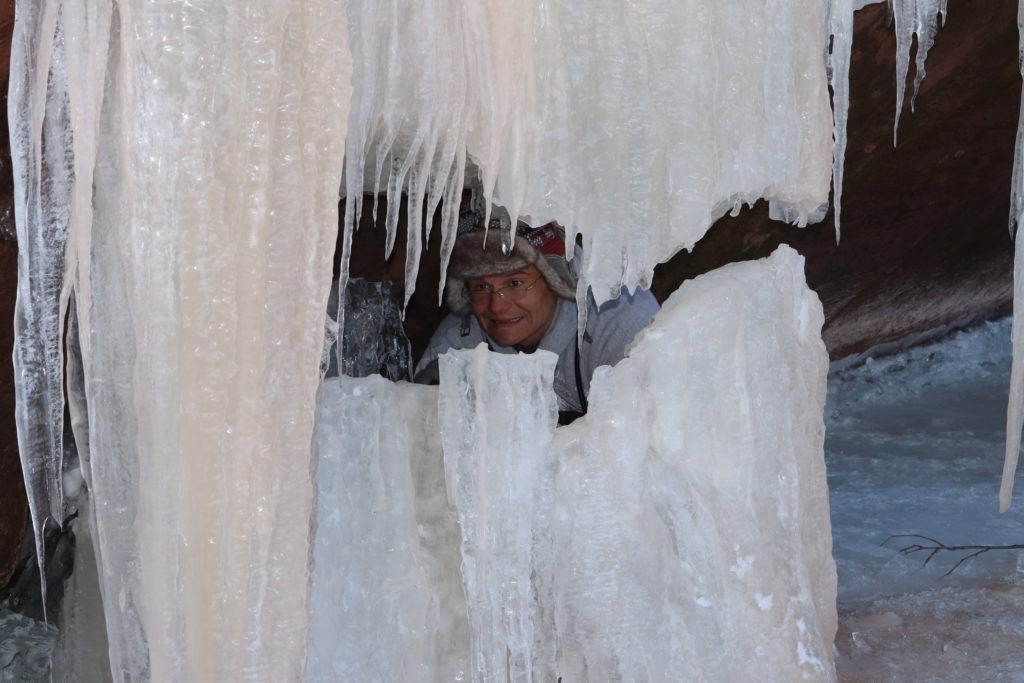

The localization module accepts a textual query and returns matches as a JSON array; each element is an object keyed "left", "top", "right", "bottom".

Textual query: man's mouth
[{"left": 489, "top": 316, "right": 523, "bottom": 327}]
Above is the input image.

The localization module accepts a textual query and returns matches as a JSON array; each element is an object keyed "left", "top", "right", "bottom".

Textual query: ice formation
[
  {"left": 9, "top": 0, "right": 76, "bottom": 607},
  {"left": 309, "top": 378, "right": 469, "bottom": 681},
  {"left": 311, "top": 246, "right": 836, "bottom": 681},
  {"left": 7, "top": 0, "right": 986, "bottom": 679},
  {"left": 342, "top": 0, "right": 834, "bottom": 310},
  {"left": 12, "top": 0, "right": 352, "bottom": 678},
  {"left": 323, "top": 278, "right": 413, "bottom": 381},
  {"left": 891, "top": 0, "right": 948, "bottom": 144},
  {"left": 827, "top": 0, "right": 950, "bottom": 241},
  {"left": 827, "top": 0, "right": 856, "bottom": 241}
]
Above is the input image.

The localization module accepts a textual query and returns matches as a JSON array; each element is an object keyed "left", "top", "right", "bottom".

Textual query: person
[{"left": 414, "top": 211, "right": 660, "bottom": 424}]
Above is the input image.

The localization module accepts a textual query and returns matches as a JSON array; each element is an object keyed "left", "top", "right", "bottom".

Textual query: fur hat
[{"left": 445, "top": 216, "right": 577, "bottom": 315}]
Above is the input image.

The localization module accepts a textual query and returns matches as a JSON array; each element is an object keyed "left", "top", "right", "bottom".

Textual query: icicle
[
  {"left": 1000, "top": 0, "right": 1024, "bottom": 513},
  {"left": 827, "top": 0, "right": 855, "bottom": 242},
  {"left": 1011, "top": 1, "right": 1024, "bottom": 238},
  {"left": 9, "top": 0, "right": 74, "bottom": 619},
  {"left": 342, "top": 0, "right": 833, "bottom": 312},
  {"left": 342, "top": 0, "right": 473, "bottom": 319},
  {"left": 1002, "top": 223, "right": 1024, "bottom": 513},
  {"left": 891, "top": 0, "right": 948, "bottom": 145}
]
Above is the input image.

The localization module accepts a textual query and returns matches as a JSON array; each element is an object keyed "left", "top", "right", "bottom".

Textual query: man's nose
[{"left": 488, "top": 290, "right": 512, "bottom": 313}]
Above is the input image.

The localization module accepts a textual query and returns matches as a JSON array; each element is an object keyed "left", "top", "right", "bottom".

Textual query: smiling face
[{"left": 467, "top": 265, "right": 559, "bottom": 348}]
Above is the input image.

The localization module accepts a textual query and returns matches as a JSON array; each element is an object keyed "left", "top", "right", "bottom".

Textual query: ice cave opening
[{"left": 5, "top": 0, "right": 1024, "bottom": 681}]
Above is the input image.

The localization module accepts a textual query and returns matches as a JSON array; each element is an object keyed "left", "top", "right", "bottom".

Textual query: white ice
[
  {"left": 341, "top": 0, "right": 833, "bottom": 309},
  {"left": 309, "top": 378, "right": 469, "bottom": 681},
  {"left": 9, "top": 0, "right": 1015, "bottom": 680},
  {"left": 20, "top": 0, "right": 353, "bottom": 679},
  {"left": 311, "top": 246, "right": 837, "bottom": 681}
]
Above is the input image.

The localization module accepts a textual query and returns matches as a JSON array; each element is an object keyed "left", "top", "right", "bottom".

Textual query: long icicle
[
  {"left": 1000, "top": 0, "right": 1024, "bottom": 513},
  {"left": 9, "top": 0, "right": 72, "bottom": 620},
  {"left": 827, "top": 0, "right": 854, "bottom": 243}
]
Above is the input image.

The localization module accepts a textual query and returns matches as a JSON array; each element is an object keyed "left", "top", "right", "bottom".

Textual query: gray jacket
[{"left": 414, "top": 288, "right": 660, "bottom": 414}]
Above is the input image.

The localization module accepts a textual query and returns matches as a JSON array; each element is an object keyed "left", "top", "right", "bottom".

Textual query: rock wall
[{"left": 653, "top": 0, "right": 1020, "bottom": 360}]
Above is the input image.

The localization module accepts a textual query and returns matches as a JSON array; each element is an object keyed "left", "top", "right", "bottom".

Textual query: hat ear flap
[
  {"left": 444, "top": 277, "right": 472, "bottom": 315},
  {"left": 536, "top": 253, "right": 577, "bottom": 301}
]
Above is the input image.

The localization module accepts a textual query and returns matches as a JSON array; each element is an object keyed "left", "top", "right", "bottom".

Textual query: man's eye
[
  {"left": 468, "top": 283, "right": 491, "bottom": 293},
  {"left": 508, "top": 280, "right": 525, "bottom": 289}
]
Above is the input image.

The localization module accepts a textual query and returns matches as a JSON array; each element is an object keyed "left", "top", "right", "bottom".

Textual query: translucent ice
[
  {"left": 827, "top": 0, "right": 855, "bottom": 241},
  {"left": 309, "top": 377, "right": 469, "bottom": 681},
  {"left": 323, "top": 278, "right": 413, "bottom": 381},
  {"left": 438, "top": 346, "right": 560, "bottom": 680},
  {"left": 311, "top": 246, "right": 836, "bottom": 681},
  {"left": 9, "top": 0, "right": 76, "bottom": 610}
]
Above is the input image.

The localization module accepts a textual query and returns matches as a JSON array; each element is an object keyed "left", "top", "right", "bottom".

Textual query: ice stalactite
[
  {"left": 9, "top": 0, "right": 75, "bottom": 614},
  {"left": 342, "top": 0, "right": 834, "bottom": 311},
  {"left": 1001, "top": 0, "right": 1024, "bottom": 513},
  {"left": 891, "top": 0, "right": 948, "bottom": 145},
  {"left": 825, "top": 0, "right": 949, "bottom": 242},
  {"left": 827, "top": 0, "right": 854, "bottom": 242},
  {"left": 13, "top": 0, "right": 352, "bottom": 679},
  {"left": 312, "top": 247, "right": 836, "bottom": 681}
]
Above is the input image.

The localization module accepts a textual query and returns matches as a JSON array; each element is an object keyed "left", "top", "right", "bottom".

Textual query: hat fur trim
[{"left": 445, "top": 232, "right": 576, "bottom": 315}]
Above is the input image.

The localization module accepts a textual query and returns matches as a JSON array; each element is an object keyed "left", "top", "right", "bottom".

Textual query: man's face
[{"left": 468, "top": 265, "right": 558, "bottom": 348}]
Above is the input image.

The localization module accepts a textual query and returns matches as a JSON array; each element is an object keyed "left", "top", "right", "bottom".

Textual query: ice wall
[
  {"left": 11, "top": 0, "right": 352, "bottom": 679},
  {"left": 311, "top": 246, "right": 836, "bottom": 681}
]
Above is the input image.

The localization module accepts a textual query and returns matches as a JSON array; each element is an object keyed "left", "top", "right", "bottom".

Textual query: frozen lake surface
[{"left": 827, "top": 317, "right": 1024, "bottom": 681}]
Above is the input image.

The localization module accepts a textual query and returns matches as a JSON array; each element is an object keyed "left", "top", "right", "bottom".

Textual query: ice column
[
  {"left": 551, "top": 246, "right": 835, "bottom": 680},
  {"left": 438, "top": 346, "right": 560, "bottom": 681},
  {"left": 11, "top": 0, "right": 352, "bottom": 679},
  {"left": 312, "top": 247, "right": 836, "bottom": 681},
  {"left": 341, "top": 0, "right": 834, "bottom": 308},
  {"left": 309, "top": 377, "right": 469, "bottom": 681}
]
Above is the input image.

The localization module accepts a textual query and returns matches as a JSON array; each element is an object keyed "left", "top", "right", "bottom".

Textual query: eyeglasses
[{"left": 466, "top": 275, "right": 542, "bottom": 303}]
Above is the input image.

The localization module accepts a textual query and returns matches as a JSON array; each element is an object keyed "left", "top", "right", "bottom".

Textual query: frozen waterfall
[{"left": 7, "top": 0, "right": 993, "bottom": 680}]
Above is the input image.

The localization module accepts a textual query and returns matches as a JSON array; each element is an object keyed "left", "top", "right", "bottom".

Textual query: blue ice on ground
[{"left": 827, "top": 316, "right": 1024, "bottom": 680}]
